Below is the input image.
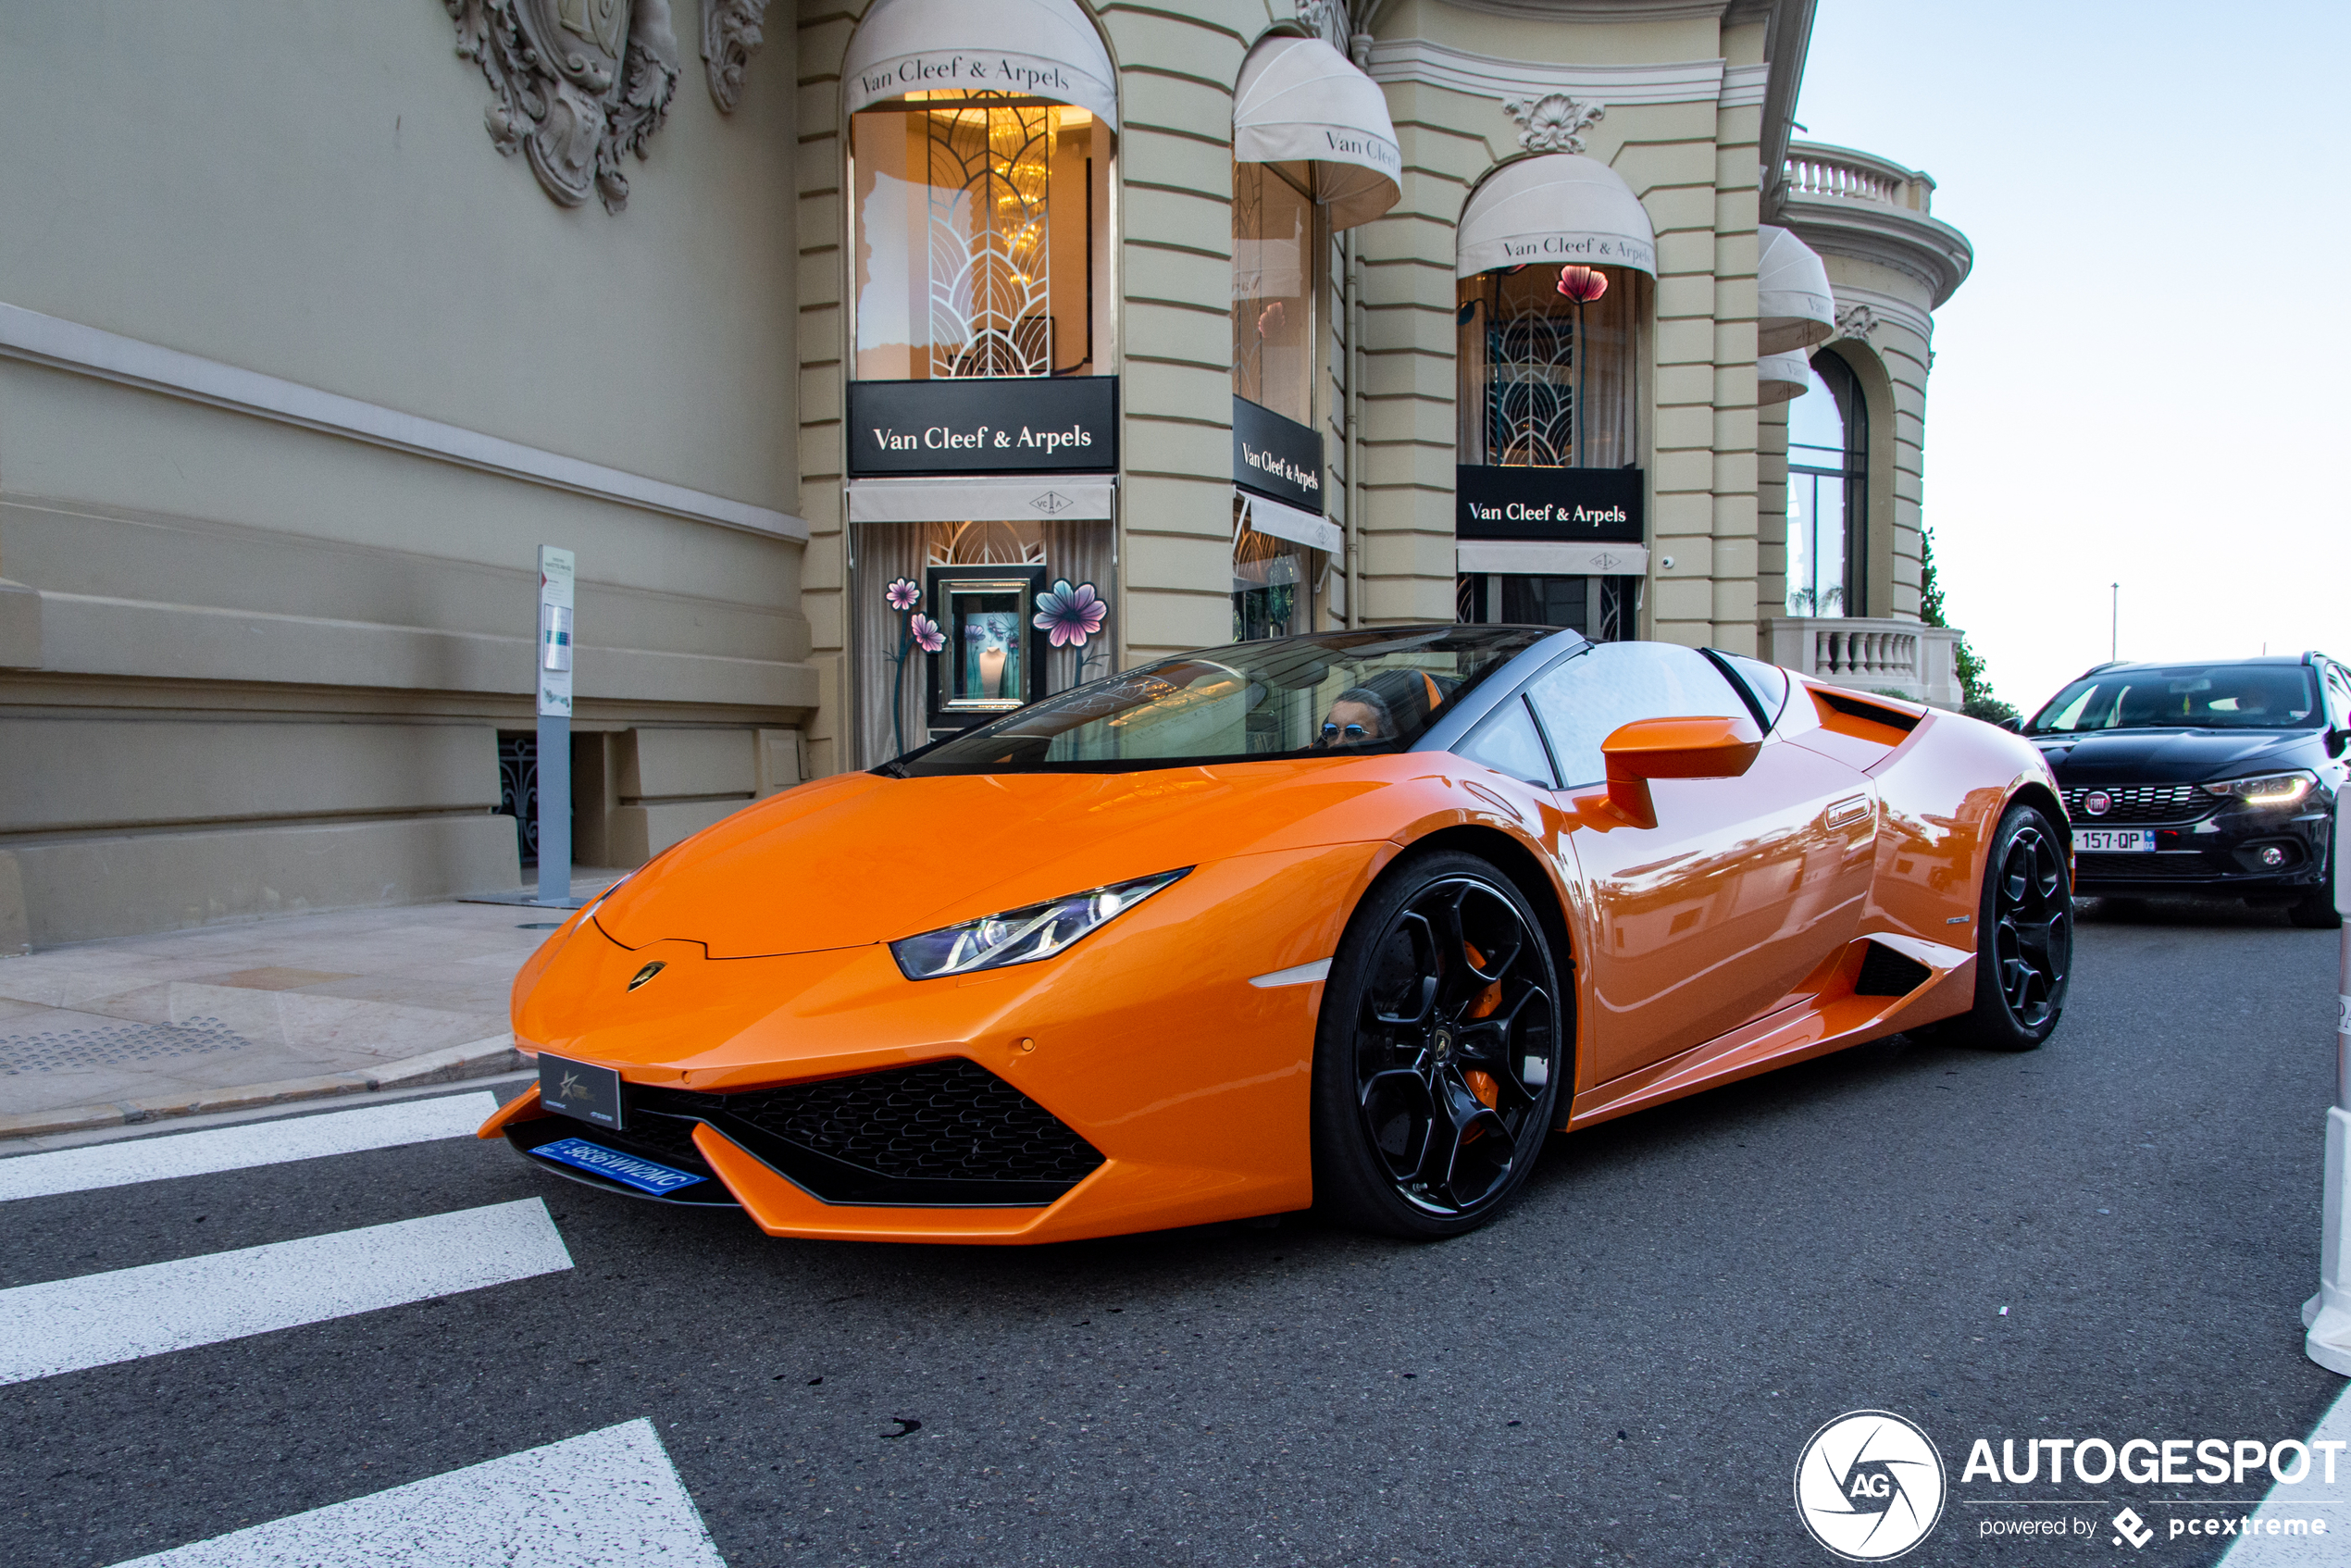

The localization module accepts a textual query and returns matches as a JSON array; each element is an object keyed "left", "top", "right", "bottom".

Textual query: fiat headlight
[
  {"left": 2201, "top": 769, "right": 2316, "bottom": 807},
  {"left": 889, "top": 869, "right": 1190, "bottom": 979}
]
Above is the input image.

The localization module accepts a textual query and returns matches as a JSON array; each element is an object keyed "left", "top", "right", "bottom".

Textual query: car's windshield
[
  {"left": 2027, "top": 663, "right": 2320, "bottom": 734},
  {"left": 892, "top": 627, "right": 1554, "bottom": 775}
]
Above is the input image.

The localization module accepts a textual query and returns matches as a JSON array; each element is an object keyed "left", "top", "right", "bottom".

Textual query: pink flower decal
[
  {"left": 909, "top": 613, "right": 944, "bottom": 654},
  {"left": 1032, "top": 579, "right": 1107, "bottom": 649},
  {"left": 885, "top": 578, "right": 920, "bottom": 611},
  {"left": 1555, "top": 265, "right": 1608, "bottom": 304}
]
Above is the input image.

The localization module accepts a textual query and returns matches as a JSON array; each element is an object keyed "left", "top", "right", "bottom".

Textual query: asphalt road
[{"left": 3, "top": 898, "right": 2346, "bottom": 1567}]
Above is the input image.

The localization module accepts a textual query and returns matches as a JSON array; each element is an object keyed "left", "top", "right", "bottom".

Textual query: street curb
[{"left": 0, "top": 1034, "right": 524, "bottom": 1142}]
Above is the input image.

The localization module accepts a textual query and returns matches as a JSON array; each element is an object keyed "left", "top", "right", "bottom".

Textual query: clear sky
[{"left": 1791, "top": 0, "right": 2350, "bottom": 717}]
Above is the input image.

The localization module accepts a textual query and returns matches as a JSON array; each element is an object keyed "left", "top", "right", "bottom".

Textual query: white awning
[
  {"left": 1758, "top": 350, "right": 1810, "bottom": 406},
  {"left": 850, "top": 476, "right": 1114, "bottom": 523},
  {"left": 1457, "top": 540, "right": 1649, "bottom": 577},
  {"left": 1239, "top": 490, "right": 1342, "bottom": 554},
  {"left": 843, "top": 0, "right": 1119, "bottom": 130},
  {"left": 1455, "top": 154, "right": 1656, "bottom": 279},
  {"left": 1757, "top": 226, "right": 1835, "bottom": 355},
  {"left": 1233, "top": 35, "right": 1401, "bottom": 231}
]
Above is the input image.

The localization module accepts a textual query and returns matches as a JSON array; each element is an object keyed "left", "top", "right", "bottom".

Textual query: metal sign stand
[
  {"left": 531, "top": 546, "right": 585, "bottom": 911},
  {"left": 2304, "top": 790, "right": 2351, "bottom": 1373}
]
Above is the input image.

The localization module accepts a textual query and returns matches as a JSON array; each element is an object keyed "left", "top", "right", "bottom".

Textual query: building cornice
[
  {"left": 1424, "top": 0, "right": 1731, "bottom": 19},
  {"left": 1366, "top": 39, "right": 1739, "bottom": 106},
  {"left": 1782, "top": 197, "right": 1972, "bottom": 309},
  {"left": 0, "top": 303, "right": 808, "bottom": 542}
]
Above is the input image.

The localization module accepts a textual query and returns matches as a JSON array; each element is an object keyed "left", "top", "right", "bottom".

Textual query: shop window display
[
  {"left": 1454, "top": 263, "right": 1648, "bottom": 637},
  {"left": 1232, "top": 161, "right": 1315, "bottom": 428}
]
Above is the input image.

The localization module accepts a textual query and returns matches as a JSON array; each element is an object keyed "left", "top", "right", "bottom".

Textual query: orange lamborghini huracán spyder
[{"left": 479, "top": 626, "right": 2071, "bottom": 1242}]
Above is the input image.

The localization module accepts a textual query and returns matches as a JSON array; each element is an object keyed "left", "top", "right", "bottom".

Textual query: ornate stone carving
[
  {"left": 1296, "top": 0, "right": 1351, "bottom": 50},
  {"left": 1501, "top": 93, "right": 1605, "bottom": 156},
  {"left": 1832, "top": 303, "right": 1881, "bottom": 343},
  {"left": 446, "top": 0, "right": 680, "bottom": 214},
  {"left": 702, "top": 0, "right": 770, "bottom": 114}
]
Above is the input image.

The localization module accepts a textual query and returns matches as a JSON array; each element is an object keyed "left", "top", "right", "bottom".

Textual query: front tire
[
  {"left": 1311, "top": 851, "right": 1565, "bottom": 1239},
  {"left": 1922, "top": 803, "right": 2072, "bottom": 1052}
]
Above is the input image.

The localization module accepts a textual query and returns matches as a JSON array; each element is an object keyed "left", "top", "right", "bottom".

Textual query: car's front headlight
[
  {"left": 2201, "top": 769, "right": 2317, "bottom": 807},
  {"left": 889, "top": 869, "right": 1190, "bottom": 979}
]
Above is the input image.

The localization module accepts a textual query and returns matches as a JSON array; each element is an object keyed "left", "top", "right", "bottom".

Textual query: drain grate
[{"left": 0, "top": 1017, "right": 255, "bottom": 1075}]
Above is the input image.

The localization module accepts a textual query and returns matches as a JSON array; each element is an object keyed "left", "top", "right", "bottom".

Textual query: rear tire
[
  {"left": 1920, "top": 803, "right": 2072, "bottom": 1052},
  {"left": 1311, "top": 851, "right": 1565, "bottom": 1239}
]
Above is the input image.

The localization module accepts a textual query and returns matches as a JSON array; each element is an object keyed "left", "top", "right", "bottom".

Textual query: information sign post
[
  {"left": 535, "top": 546, "right": 575, "bottom": 909},
  {"left": 2303, "top": 790, "right": 2351, "bottom": 1373}
]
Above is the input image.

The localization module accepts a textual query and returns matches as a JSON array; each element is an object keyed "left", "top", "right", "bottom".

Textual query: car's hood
[
  {"left": 2036, "top": 727, "right": 2319, "bottom": 785},
  {"left": 592, "top": 758, "right": 1427, "bottom": 958}
]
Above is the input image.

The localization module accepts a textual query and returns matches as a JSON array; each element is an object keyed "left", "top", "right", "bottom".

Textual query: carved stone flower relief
[{"left": 445, "top": 0, "right": 681, "bottom": 213}]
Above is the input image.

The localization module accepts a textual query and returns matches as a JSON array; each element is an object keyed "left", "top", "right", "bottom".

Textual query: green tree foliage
[{"left": 1920, "top": 529, "right": 2019, "bottom": 725}]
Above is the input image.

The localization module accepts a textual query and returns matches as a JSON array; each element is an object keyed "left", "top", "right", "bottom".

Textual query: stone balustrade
[
  {"left": 1782, "top": 142, "right": 1937, "bottom": 215},
  {"left": 1762, "top": 616, "right": 1964, "bottom": 710}
]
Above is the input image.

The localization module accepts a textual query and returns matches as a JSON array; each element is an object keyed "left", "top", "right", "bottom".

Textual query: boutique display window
[
  {"left": 1232, "top": 161, "right": 1315, "bottom": 428},
  {"left": 852, "top": 98, "right": 1113, "bottom": 381},
  {"left": 1453, "top": 262, "right": 1649, "bottom": 638},
  {"left": 1785, "top": 352, "right": 1868, "bottom": 618},
  {"left": 927, "top": 566, "right": 1047, "bottom": 726}
]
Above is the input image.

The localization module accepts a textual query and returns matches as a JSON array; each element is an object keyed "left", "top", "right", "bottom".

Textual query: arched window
[
  {"left": 1785, "top": 352, "right": 1868, "bottom": 618},
  {"left": 851, "top": 100, "right": 1113, "bottom": 380}
]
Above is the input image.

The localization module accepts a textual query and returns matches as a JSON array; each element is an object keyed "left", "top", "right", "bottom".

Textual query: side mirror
[
  {"left": 1594, "top": 715, "right": 1763, "bottom": 828},
  {"left": 2328, "top": 727, "right": 2349, "bottom": 759}
]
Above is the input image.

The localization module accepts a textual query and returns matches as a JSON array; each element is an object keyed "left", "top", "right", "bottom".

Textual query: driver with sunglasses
[{"left": 1312, "top": 666, "right": 1453, "bottom": 749}]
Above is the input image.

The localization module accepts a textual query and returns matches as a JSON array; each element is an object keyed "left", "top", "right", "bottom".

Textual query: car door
[{"left": 1525, "top": 643, "right": 1880, "bottom": 1087}]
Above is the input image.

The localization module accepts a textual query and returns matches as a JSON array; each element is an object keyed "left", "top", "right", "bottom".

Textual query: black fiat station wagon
[{"left": 2025, "top": 653, "right": 2351, "bottom": 927}]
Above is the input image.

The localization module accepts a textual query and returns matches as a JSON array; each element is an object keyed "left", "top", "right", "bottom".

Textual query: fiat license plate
[
  {"left": 538, "top": 1053, "right": 623, "bottom": 1129},
  {"left": 2074, "top": 828, "right": 2156, "bottom": 853}
]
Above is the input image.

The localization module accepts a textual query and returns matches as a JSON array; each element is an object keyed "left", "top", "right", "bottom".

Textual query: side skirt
[{"left": 1561, "top": 933, "right": 1974, "bottom": 1132}]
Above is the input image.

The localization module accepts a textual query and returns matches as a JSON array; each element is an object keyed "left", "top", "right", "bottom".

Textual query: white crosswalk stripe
[
  {"left": 104, "top": 1419, "right": 727, "bottom": 1567},
  {"left": 0, "top": 1091, "right": 501, "bottom": 1201},
  {"left": 0, "top": 1197, "right": 572, "bottom": 1385}
]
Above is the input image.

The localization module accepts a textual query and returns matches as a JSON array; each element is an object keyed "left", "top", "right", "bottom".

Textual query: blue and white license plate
[
  {"left": 532, "top": 1137, "right": 704, "bottom": 1196},
  {"left": 2074, "top": 828, "right": 2156, "bottom": 853}
]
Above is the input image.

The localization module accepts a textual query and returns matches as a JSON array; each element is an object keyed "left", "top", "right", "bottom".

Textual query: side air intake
[{"left": 1853, "top": 941, "right": 1934, "bottom": 997}]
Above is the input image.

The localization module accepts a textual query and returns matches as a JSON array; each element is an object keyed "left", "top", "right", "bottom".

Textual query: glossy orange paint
[{"left": 480, "top": 669, "right": 2059, "bottom": 1243}]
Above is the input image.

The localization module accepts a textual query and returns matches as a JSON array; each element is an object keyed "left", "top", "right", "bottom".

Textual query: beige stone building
[{"left": 0, "top": 0, "right": 1971, "bottom": 948}]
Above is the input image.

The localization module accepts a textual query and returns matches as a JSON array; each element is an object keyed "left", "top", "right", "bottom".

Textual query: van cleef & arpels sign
[
  {"left": 849, "top": 378, "right": 1118, "bottom": 478},
  {"left": 1455, "top": 465, "right": 1645, "bottom": 542},
  {"left": 1232, "top": 396, "right": 1324, "bottom": 515}
]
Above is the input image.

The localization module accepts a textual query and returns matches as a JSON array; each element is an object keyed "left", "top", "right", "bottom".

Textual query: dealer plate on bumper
[
  {"left": 2074, "top": 829, "right": 2156, "bottom": 853},
  {"left": 532, "top": 1136, "right": 703, "bottom": 1196},
  {"left": 538, "top": 1053, "right": 623, "bottom": 1129}
]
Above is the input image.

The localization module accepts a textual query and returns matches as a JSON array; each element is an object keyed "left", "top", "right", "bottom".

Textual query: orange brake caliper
[{"left": 1461, "top": 945, "right": 1502, "bottom": 1129}]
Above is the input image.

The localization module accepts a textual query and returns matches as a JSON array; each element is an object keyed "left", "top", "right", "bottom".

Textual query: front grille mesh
[
  {"left": 2063, "top": 783, "right": 2212, "bottom": 824},
  {"left": 640, "top": 1058, "right": 1103, "bottom": 1205}
]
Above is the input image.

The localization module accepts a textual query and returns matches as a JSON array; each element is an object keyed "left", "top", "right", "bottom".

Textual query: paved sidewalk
[{"left": 0, "top": 873, "right": 618, "bottom": 1140}]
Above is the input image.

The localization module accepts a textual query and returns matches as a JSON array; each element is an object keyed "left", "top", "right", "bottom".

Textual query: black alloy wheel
[
  {"left": 1312, "top": 851, "right": 1564, "bottom": 1238},
  {"left": 1922, "top": 804, "right": 2072, "bottom": 1052}
]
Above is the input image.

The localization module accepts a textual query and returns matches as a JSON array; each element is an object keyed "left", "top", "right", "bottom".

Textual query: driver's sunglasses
[{"left": 1321, "top": 722, "right": 1368, "bottom": 741}]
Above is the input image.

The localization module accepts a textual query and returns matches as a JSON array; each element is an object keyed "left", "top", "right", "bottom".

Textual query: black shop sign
[
  {"left": 1233, "top": 396, "right": 1325, "bottom": 514},
  {"left": 849, "top": 377, "right": 1118, "bottom": 478},
  {"left": 1455, "top": 465, "right": 1645, "bottom": 542}
]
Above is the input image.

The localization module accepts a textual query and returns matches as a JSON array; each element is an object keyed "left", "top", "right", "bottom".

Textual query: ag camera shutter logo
[{"left": 1795, "top": 1411, "right": 1947, "bottom": 1561}]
